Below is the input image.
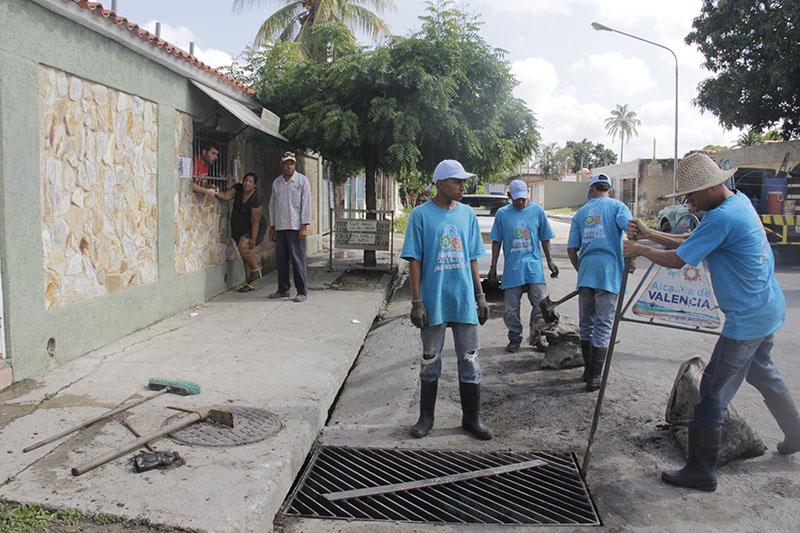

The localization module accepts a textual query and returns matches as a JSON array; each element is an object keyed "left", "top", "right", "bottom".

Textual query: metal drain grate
[
  {"left": 283, "top": 446, "right": 600, "bottom": 526},
  {"left": 163, "top": 405, "right": 282, "bottom": 447}
]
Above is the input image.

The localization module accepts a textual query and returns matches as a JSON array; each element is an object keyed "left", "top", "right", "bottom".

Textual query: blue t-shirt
[
  {"left": 489, "top": 203, "right": 556, "bottom": 289},
  {"left": 401, "top": 200, "right": 486, "bottom": 326},
  {"left": 567, "top": 196, "right": 631, "bottom": 294},
  {"left": 676, "top": 191, "right": 785, "bottom": 340}
]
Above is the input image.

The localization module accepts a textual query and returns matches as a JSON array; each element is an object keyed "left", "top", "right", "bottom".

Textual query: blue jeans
[
  {"left": 275, "top": 230, "right": 307, "bottom": 296},
  {"left": 419, "top": 323, "right": 480, "bottom": 384},
  {"left": 504, "top": 283, "right": 547, "bottom": 343},
  {"left": 694, "top": 333, "right": 788, "bottom": 427},
  {"left": 578, "top": 287, "right": 618, "bottom": 348}
]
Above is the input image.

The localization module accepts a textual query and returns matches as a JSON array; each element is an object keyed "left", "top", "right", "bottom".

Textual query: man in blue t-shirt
[
  {"left": 400, "top": 159, "right": 492, "bottom": 441},
  {"left": 625, "top": 153, "right": 799, "bottom": 492},
  {"left": 567, "top": 173, "right": 632, "bottom": 391},
  {"left": 488, "top": 179, "right": 558, "bottom": 353}
]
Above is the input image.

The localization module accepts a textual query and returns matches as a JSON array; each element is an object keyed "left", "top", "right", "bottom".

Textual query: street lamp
[{"left": 591, "top": 22, "right": 679, "bottom": 201}]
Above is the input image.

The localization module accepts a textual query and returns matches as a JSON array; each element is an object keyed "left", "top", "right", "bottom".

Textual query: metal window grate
[{"left": 283, "top": 446, "right": 600, "bottom": 526}]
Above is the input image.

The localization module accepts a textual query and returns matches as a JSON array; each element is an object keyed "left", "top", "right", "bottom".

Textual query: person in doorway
[
  {"left": 215, "top": 172, "right": 267, "bottom": 292},
  {"left": 401, "top": 159, "right": 492, "bottom": 441},
  {"left": 624, "top": 152, "right": 800, "bottom": 492},
  {"left": 192, "top": 141, "right": 220, "bottom": 197},
  {"left": 269, "top": 151, "right": 312, "bottom": 303},
  {"left": 488, "top": 179, "right": 558, "bottom": 353},
  {"left": 567, "top": 173, "right": 632, "bottom": 391}
]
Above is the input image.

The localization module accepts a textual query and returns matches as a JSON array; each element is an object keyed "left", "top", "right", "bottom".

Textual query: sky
[{"left": 112, "top": 0, "right": 742, "bottom": 165}]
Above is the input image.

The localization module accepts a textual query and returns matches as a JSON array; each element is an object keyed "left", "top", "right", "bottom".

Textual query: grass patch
[
  {"left": 547, "top": 206, "right": 581, "bottom": 214},
  {"left": 0, "top": 503, "right": 81, "bottom": 532}
]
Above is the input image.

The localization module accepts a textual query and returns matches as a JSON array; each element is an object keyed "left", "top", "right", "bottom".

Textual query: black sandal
[{"left": 238, "top": 283, "right": 255, "bottom": 293}]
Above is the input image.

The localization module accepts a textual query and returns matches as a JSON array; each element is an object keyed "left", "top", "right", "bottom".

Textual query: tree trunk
[
  {"left": 619, "top": 135, "right": 624, "bottom": 163},
  {"left": 364, "top": 157, "right": 377, "bottom": 267}
]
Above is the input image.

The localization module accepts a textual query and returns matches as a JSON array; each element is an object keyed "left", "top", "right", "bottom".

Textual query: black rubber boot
[
  {"left": 459, "top": 382, "right": 494, "bottom": 440},
  {"left": 585, "top": 345, "right": 607, "bottom": 392},
  {"left": 662, "top": 423, "right": 721, "bottom": 491},
  {"left": 580, "top": 340, "right": 592, "bottom": 382},
  {"left": 410, "top": 380, "right": 438, "bottom": 438},
  {"left": 763, "top": 391, "right": 800, "bottom": 455}
]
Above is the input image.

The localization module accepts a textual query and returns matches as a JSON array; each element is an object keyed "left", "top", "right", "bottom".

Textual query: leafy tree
[
  {"left": 686, "top": 0, "right": 800, "bottom": 138},
  {"left": 736, "top": 129, "right": 764, "bottom": 148},
  {"left": 702, "top": 144, "right": 729, "bottom": 151},
  {"left": 233, "top": 0, "right": 395, "bottom": 59},
  {"left": 604, "top": 104, "right": 641, "bottom": 163},
  {"left": 536, "top": 142, "right": 570, "bottom": 179},
  {"left": 250, "top": 2, "right": 539, "bottom": 265},
  {"left": 563, "top": 139, "right": 617, "bottom": 171}
]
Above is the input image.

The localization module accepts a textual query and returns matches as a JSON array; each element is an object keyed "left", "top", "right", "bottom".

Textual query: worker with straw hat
[{"left": 625, "top": 152, "right": 800, "bottom": 492}]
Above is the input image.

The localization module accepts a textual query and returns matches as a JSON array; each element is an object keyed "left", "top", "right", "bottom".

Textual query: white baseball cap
[{"left": 433, "top": 159, "right": 476, "bottom": 182}]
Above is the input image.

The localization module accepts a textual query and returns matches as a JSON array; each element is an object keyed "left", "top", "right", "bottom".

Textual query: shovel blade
[{"left": 208, "top": 409, "right": 234, "bottom": 428}]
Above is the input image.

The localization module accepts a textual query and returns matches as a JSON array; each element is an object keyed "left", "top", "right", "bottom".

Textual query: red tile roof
[{"left": 65, "top": 0, "right": 255, "bottom": 96}]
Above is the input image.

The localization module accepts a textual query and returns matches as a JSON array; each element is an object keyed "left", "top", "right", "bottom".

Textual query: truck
[{"left": 657, "top": 160, "right": 800, "bottom": 255}]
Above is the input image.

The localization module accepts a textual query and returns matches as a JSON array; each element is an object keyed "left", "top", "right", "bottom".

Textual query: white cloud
[
  {"left": 511, "top": 57, "right": 560, "bottom": 107},
  {"left": 584, "top": 52, "right": 657, "bottom": 96},
  {"left": 475, "top": 0, "right": 578, "bottom": 17},
  {"left": 142, "top": 20, "right": 233, "bottom": 68}
]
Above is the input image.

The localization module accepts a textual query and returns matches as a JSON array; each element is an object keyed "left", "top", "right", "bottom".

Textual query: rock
[{"left": 666, "top": 357, "right": 766, "bottom": 466}]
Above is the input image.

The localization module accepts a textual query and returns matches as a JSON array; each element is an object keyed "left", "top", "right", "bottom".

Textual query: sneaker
[
  {"left": 248, "top": 268, "right": 262, "bottom": 283},
  {"left": 294, "top": 294, "right": 307, "bottom": 303},
  {"left": 505, "top": 340, "right": 521, "bottom": 353},
  {"left": 238, "top": 283, "right": 255, "bottom": 293},
  {"left": 268, "top": 291, "right": 289, "bottom": 299}
]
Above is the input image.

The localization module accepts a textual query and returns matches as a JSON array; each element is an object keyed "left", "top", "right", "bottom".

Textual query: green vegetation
[
  {"left": 393, "top": 212, "right": 410, "bottom": 234},
  {"left": 604, "top": 104, "right": 641, "bottom": 163},
  {"left": 686, "top": 0, "right": 799, "bottom": 138}
]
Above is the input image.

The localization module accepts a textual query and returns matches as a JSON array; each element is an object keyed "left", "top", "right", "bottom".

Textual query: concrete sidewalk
[{"left": 0, "top": 249, "right": 396, "bottom": 532}]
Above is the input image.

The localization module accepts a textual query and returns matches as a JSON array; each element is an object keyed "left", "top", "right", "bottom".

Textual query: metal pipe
[
  {"left": 155, "top": 21, "right": 161, "bottom": 38},
  {"left": 189, "top": 42, "right": 195, "bottom": 56},
  {"left": 111, "top": 0, "right": 117, "bottom": 12}
]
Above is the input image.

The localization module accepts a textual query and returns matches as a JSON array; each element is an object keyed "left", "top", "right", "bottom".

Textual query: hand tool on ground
[
  {"left": 23, "top": 378, "right": 200, "bottom": 453},
  {"left": 581, "top": 258, "right": 631, "bottom": 478},
  {"left": 539, "top": 289, "right": 579, "bottom": 323},
  {"left": 121, "top": 416, "right": 156, "bottom": 453},
  {"left": 71, "top": 406, "right": 233, "bottom": 476}
]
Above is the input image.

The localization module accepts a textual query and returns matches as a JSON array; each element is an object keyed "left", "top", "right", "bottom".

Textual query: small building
[{"left": 0, "top": 0, "right": 328, "bottom": 386}]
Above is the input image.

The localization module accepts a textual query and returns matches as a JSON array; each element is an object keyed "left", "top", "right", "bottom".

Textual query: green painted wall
[{"left": 0, "top": 0, "right": 294, "bottom": 381}]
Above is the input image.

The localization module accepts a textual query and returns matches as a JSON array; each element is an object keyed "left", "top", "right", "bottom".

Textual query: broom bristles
[{"left": 148, "top": 378, "right": 200, "bottom": 395}]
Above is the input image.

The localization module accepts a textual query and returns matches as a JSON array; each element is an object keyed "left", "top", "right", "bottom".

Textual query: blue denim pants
[
  {"left": 419, "top": 323, "right": 480, "bottom": 384},
  {"left": 504, "top": 283, "right": 547, "bottom": 343},
  {"left": 694, "top": 333, "right": 789, "bottom": 427},
  {"left": 578, "top": 287, "right": 618, "bottom": 348}
]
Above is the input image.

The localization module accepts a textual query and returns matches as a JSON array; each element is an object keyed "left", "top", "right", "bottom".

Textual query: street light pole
[{"left": 591, "top": 22, "right": 679, "bottom": 200}]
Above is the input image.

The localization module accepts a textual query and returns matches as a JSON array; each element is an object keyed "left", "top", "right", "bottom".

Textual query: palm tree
[
  {"left": 604, "top": 104, "right": 641, "bottom": 163},
  {"left": 233, "top": 0, "right": 395, "bottom": 57},
  {"left": 735, "top": 129, "right": 763, "bottom": 147}
]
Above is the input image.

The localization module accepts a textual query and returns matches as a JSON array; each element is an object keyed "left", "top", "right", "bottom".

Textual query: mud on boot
[
  {"left": 763, "top": 391, "right": 800, "bottom": 455},
  {"left": 410, "top": 380, "right": 438, "bottom": 438},
  {"left": 459, "top": 382, "right": 493, "bottom": 440},
  {"left": 661, "top": 423, "right": 721, "bottom": 492}
]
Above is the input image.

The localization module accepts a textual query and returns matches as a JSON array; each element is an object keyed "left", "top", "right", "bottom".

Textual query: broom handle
[
  {"left": 581, "top": 258, "right": 631, "bottom": 477},
  {"left": 71, "top": 410, "right": 206, "bottom": 476},
  {"left": 23, "top": 388, "right": 168, "bottom": 453}
]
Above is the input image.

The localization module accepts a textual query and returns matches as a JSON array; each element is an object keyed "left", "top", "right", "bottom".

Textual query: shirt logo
[
  {"left": 511, "top": 220, "right": 533, "bottom": 253},
  {"left": 436, "top": 224, "right": 467, "bottom": 272},
  {"left": 582, "top": 208, "right": 606, "bottom": 241}
]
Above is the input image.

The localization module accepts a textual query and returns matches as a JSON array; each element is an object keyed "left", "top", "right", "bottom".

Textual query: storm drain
[
  {"left": 283, "top": 446, "right": 600, "bottom": 526},
  {"left": 162, "top": 405, "right": 282, "bottom": 447}
]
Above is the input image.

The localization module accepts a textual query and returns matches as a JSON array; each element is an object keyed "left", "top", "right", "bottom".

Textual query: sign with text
[
  {"left": 632, "top": 262, "right": 721, "bottom": 329},
  {"left": 335, "top": 218, "right": 391, "bottom": 251}
]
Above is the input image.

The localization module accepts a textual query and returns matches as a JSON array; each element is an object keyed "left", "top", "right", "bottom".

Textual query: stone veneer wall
[
  {"left": 39, "top": 66, "right": 158, "bottom": 310},
  {"left": 173, "top": 113, "right": 233, "bottom": 275}
]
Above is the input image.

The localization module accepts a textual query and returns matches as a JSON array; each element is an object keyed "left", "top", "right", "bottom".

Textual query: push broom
[{"left": 22, "top": 378, "right": 200, "bottom": 453}]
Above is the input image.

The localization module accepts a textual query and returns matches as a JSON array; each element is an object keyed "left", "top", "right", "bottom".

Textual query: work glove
[
  {"left": 476, "top": 293, "right": 489, "bottom": 325},
  {"left": 548, "top": 261, "right": 559, "bottom": 278},
  {"left": 410, "top": 300, "right": 428, "bottom": 329},
  {"left": 487, "top": 265, "right": 498, "bottom": 284}
]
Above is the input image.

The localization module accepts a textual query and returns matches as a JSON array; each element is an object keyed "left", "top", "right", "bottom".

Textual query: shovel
[
  {"left": 71, "top": 407, "right": 233, "bottom": 476},
  {"left": 539, "top": 289, "right": 579, "bottom": 323}
]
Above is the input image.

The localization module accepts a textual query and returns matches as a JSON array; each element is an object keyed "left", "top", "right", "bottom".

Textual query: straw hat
[{"left": 666, "top": 153, "right": 736, "bottom": 198}]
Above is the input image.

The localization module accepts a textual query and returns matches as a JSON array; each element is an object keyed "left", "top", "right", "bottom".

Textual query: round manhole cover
[{"left": 163, "top": 405, "right": 282, "bottom": 447}]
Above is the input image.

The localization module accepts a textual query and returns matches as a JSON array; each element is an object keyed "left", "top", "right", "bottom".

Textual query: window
[{"left": 192, "top": 127, "right": 229, "bottom": 190}]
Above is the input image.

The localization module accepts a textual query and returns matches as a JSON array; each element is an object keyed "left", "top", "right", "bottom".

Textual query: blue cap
[
  {"left": 433, "top": 159, "right": 477, "bottom": 182},
  {"left": 509, "top": 179, "right": 528, "bottom": 200},
  {"left": 589, "top": 173, "right": 611, "bottom": 187}
]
